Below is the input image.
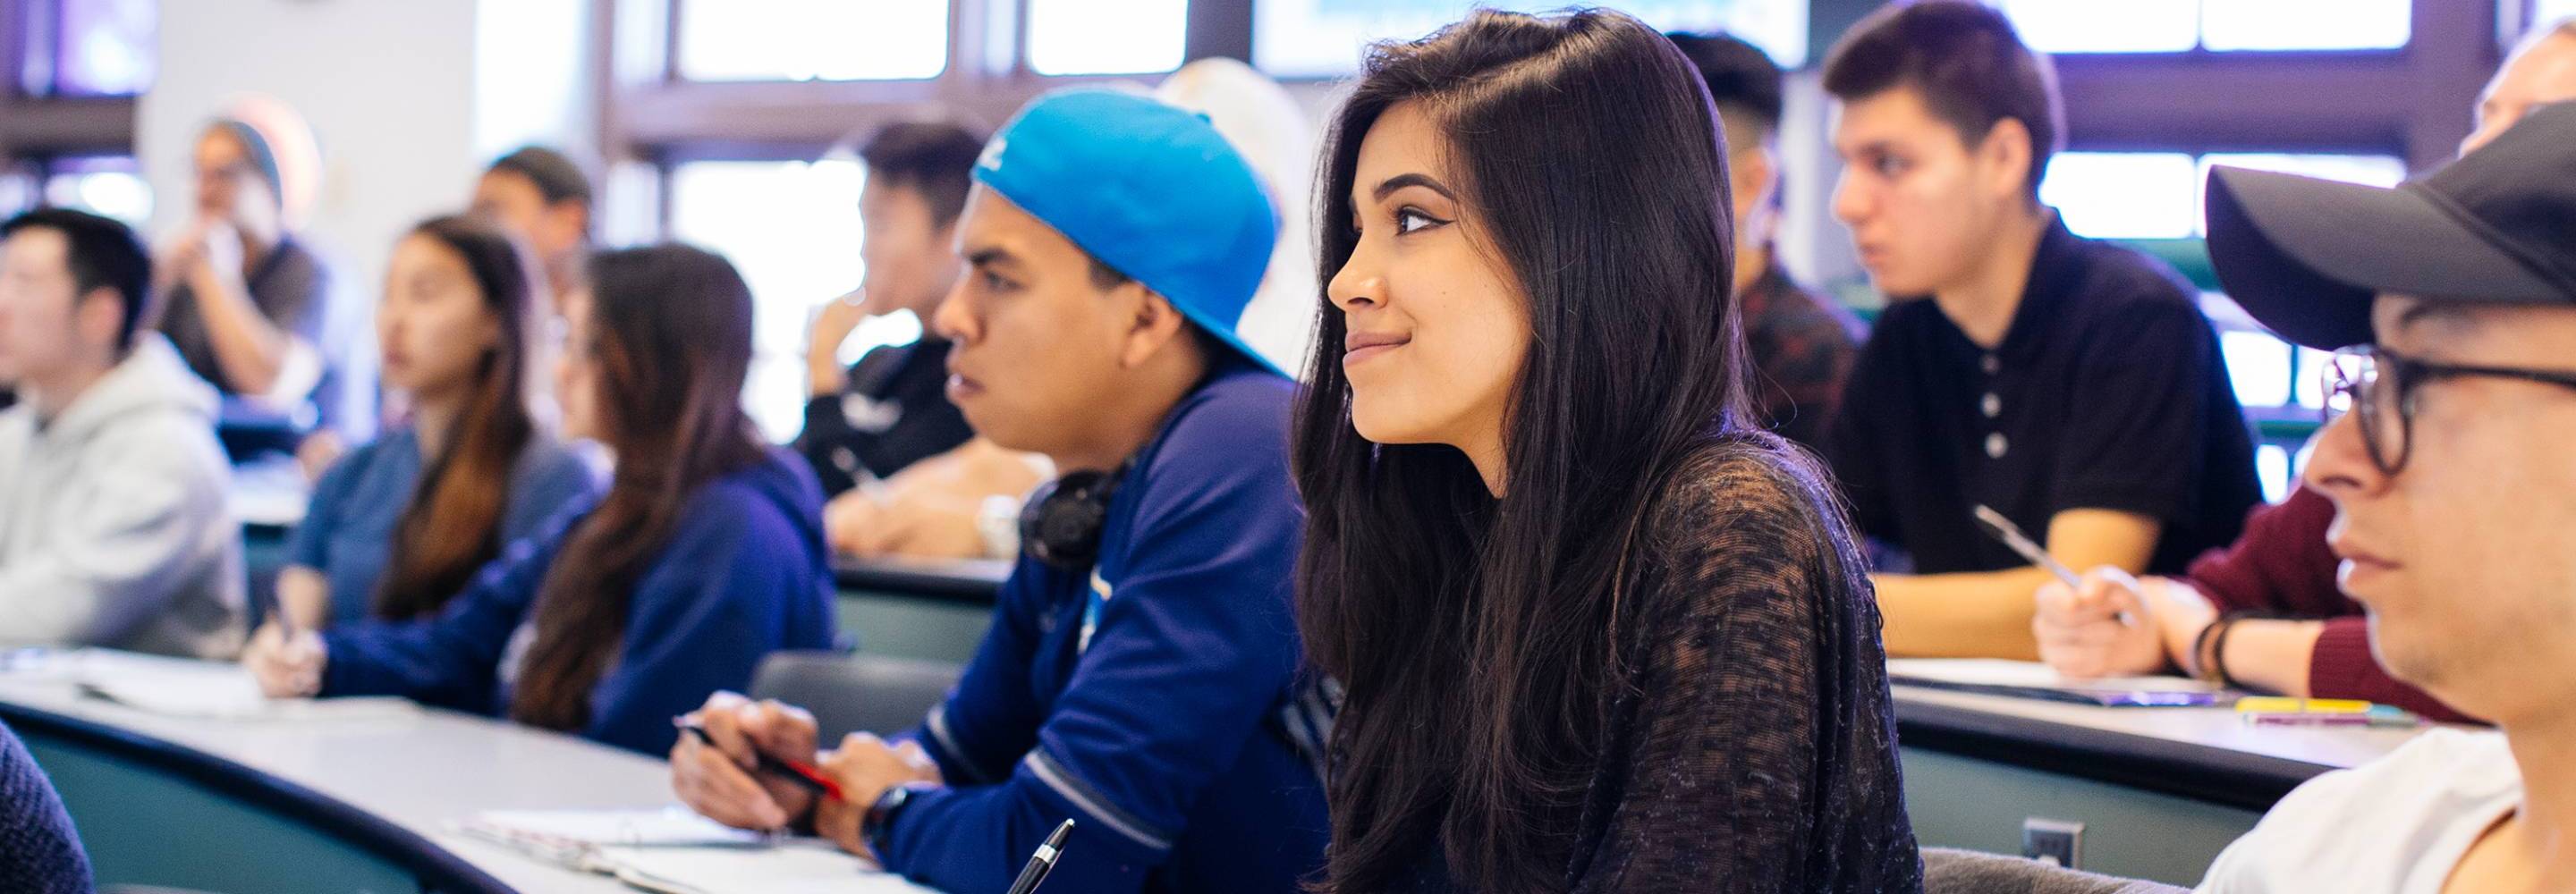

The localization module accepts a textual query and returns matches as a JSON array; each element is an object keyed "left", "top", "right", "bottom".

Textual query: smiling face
[
  {"left": 2303, "top": 295, "right": 2576, "bottom": 720},
  {"left": 1830, "top": 85, "right": 2035, "bottom": 299},
  {"left": 1325, "top": 101, "right": 1532, "bottom": 463}
]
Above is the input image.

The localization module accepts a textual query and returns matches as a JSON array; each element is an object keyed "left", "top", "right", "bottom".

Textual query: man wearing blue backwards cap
[
  {"left": 672, "top": 89, "right": 1328, "bottom": 893},
  {"left": 2189, "top": 103, "right": 2576, "bottom": 893}
]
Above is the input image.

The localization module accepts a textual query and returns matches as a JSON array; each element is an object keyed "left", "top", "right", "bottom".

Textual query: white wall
[{"left": 142, "top": 0, "right": 597, "bottom": 428}]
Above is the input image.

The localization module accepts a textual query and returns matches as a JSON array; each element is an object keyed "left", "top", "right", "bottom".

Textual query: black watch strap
[{"left": 863, "top": 781, "right": 941, "bottom": 856}]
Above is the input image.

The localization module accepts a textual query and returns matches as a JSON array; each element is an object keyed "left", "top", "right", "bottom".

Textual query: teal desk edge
[{"left": 1, "top": 700, "right": 513, "bottom": 894}]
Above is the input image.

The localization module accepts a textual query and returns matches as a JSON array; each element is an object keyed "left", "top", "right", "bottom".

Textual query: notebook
[
  {"left": 1887, "top": 658, "right": 2228, "bottom": 707},
  {"left": 0, "top": 648, "right": 416, "bottom": 721},
  {"left": 461, "top": 808, "right": 935, "bottom": 894}
]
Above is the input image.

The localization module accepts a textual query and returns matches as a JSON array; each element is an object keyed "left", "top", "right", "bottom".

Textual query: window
[
  {"left": 2543, "top": 0, "right": 2576, "bottom": 25},
  {"left": 44, "top": 0, "right": 156, "bottom": 96},
  {"left": 1996, "top": 0, "right": 2412, "bottom": 54},
  {"left": 1028, "top": 0, "right": 1189, "bottom": 75},
  {"left": 2041, "top": 150, "right": 2404, "bottom": 240},
  {"left": 40, "top": 155, "right": 149, "bottom": 228},
  {"left": 0, "top": 156, "right": 149, "bottom": 229},
  {"left": 1254, "top": 0, "right": 1809, "bottom": 77},
  {"left": 674, "top": 0, "right": 948, "bottom": 81},
  {"left": 665, "top": 158, "right": 926, "bottom": 443}
]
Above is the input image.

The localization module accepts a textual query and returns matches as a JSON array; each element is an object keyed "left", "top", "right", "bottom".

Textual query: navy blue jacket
[
  {"left": 879, "top": 368, "right": 1330, "bottom": 894},
  {"left": 318, "top": 449, "right": 837, "bottom": 755}
]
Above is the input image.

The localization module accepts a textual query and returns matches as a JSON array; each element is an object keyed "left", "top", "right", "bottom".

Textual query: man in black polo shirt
[
  {"left": 798, "top": 121, "right": 1046, "bottom": 559},
  {"left": 1819, "top": 1, "right": 2263, "bottom": 659}
]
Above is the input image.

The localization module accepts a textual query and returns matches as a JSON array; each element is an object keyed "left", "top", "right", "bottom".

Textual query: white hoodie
[{"left": 0, "top": 334, "right": 245, "bottom": 659}]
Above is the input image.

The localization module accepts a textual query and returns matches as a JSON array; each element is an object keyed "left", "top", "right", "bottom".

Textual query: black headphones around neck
[{"left": 1018, "top": 463, "right": 1129, "bottom": 570}]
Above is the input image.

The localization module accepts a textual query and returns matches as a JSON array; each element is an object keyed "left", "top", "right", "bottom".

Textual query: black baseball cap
[{"left": 2205, "top": 102, "right": 2576, "bottom": 350}]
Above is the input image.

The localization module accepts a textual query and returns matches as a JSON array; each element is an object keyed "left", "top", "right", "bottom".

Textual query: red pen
[{"left": 676, "top": 720, "right": 846, "bottom": 801}]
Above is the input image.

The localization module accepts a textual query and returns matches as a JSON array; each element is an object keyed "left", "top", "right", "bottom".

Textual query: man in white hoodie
[{"left": 0, "top": 209, "right": 243, "bottom": 659}]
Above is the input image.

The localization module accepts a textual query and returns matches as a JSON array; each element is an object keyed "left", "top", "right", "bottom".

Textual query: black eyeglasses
[{"left": 2323, "top": 345, "right": 2576, "bottom": 475}]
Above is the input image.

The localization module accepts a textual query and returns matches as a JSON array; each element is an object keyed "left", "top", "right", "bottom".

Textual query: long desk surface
[{"left": 0, "top": 664, "right": 925, "bottom": 893}]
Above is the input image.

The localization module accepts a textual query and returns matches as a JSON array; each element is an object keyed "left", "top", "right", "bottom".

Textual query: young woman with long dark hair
[
  {"left": 276, "top": 215, "right": 596, "bottom": 630},
  {"left": 1296, "top": 10, "right": 1920, "bottom": 892},
  {"left": 245, "top": 244, "right": 837, "bottom": 755}
]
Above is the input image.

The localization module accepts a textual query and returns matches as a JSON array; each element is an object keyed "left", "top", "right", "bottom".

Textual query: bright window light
[
  {"left": 1255, "top": 0, "right": 1808, "bottom": 77},
  {"left": 2201, "top": 0, "right": 2410, "bottom": 52},
  {"left": 1029, "top": 0, "right": 1189, "bottom": 75},
  {"left": 668, "top": 158, "right": 925, "bottom": 443},
  {"left": 677, "top": 0, "right": 947, "bottom": 81},
  {"left": 1999, "top": 0, "right": 2197, "bottom": 54},
  {"left": 2040, "top": 152, "right": 2200, "bottom": 240}
]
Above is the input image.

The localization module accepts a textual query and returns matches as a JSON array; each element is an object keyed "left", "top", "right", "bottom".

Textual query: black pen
[{"left": 1005, "top": 819, "right": 1075, "bottom": 894}]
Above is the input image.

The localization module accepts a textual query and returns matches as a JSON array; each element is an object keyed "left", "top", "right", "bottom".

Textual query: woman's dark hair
[
  {"left": 510, "top": 244, "right": 767, "bottom": 731},
  {"left": 1294, "top": 9, "right": 1749, "bottom": 892},
  {"left": 373, "top": 215, "right": 545, "bottom": 620}
]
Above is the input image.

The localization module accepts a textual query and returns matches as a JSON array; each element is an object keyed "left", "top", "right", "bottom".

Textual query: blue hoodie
[
  {"left": 876, "top": 367, "right": 1330, "bottom": 894},
  {"left": 318, "top": 448, "right": 837, "bottom": 755}
]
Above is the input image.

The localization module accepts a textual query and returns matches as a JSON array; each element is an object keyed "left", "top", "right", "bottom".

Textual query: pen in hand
[
  {"left": 674, "top": 718, "right": 846, "bottom": 802},
  {"left": 1972, "top": 504, "right": 2139, "bottom": 628}
]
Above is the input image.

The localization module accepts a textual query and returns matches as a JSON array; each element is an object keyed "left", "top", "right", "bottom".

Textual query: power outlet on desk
[{"left": 2022, "top": 818, "right": 2086, "bottom": 870}]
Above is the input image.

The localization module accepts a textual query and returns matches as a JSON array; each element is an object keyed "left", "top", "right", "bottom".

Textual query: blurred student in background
[
  {"left": 797, "top": 121, "right": 1047, "bottom": 561},
  {"left": 247, "top": 245, "right": 835, "bottom": 755},
  {"left": 2028, "top": 16, "right": 2576, "bottom": 724},
  {"left": 157, "top": 116, "right": 349, "bottom": 438},
  {"left": 1666, "top": 29, "right": 1866, "bottom": 451},
  {"left": 1819, "top": 0, "right": 2261, "bottom": 659},
  {"left": 0, "top": 209, "right": 243, "bottom": 659},
  {"left": 473, "top": 146, "right": 595, "bottom": 312},
  {"left": 274, "top": 215, "right": 597, "bottom": 630}
]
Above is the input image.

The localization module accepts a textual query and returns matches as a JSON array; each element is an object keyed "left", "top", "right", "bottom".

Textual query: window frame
[{"left": 0, "top": 0, "right": 139, "bottom": 179}]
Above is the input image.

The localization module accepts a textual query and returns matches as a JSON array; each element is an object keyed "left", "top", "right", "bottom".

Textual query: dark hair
[
  {"left": 1295, "top": 10, "right": 1749, "bottom": 892},
  {"left": 487, "top": 146, "right": 595, "bottom": 211},
  {"left": 1666, "top": 30, "right": 1784, "bottom": 148},
  {"left": 372, "top": 215, "right": 545, "bottom": 621},
  {"left": 0, "top": 208, "right": 152, "bottom": 352},
  {"left": 860, "top": 121, "right": 987, "bottom": 230},
  {"left": 1822, "top": 0, "right": 2062, "bottom": 199},
  {"left": 510, "top": 244, "right": 768, "bottom": 731}
]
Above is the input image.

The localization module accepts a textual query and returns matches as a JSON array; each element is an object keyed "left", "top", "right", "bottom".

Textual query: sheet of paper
[
  {"left": 32, "top": 649, "right": 417, "bottom": 721},
  {"left": 1886, "top": 658, "right": 2219, "bottom": 694},
  {"left": 601, "top": 839, "right": 934, "bottom": 894},
  {"left": 463, "top": 806, "right": 768, "bottom": 848}
]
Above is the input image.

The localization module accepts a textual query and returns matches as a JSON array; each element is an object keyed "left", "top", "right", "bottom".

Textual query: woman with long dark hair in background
[
  {"left": 275, "top": 215, "right": 596, "bottom": 630},
  {"left": 1295, "top": 10, "right": 1920, "bottom": 892},
  {"left": 245, "top": 244, "right": 837, "bottom": 755}
]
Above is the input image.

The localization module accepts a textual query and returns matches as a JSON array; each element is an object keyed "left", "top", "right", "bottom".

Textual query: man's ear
[
  {"left": 73, "top": 285, "right": 126, "bottom": 354},
  {"left": 1978, "top": 117, "right": 2038, "bottom": 205},
  {"left": 1118, "top": 286, "right": 1191, "bottom": 369}
]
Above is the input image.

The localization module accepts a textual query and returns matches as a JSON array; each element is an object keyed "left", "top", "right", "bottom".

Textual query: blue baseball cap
[{"left": 973, "top": 88, "right": 1284, "bottom": 377}]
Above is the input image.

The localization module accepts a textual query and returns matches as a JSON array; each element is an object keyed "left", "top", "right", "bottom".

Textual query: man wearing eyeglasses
[
  {"left": 2030, "top": 21, "right": 2576, "bottom": 724},
  {"left": 2186, "top": 102, "right": 2576, "bottom": 893}
]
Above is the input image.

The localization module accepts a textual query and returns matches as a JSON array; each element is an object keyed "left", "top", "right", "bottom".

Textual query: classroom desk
[
  {"left": 832, "top": 557, "right": 1005, "bottom": 664},
  {"left": 0, "top": 664, "right": 911, "bottom": 894},
  {"left": 1894, "top": 684, "right": 2444, "bottom": 885}
]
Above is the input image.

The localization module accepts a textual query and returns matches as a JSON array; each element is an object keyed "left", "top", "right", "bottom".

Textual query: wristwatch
[{"left": 863, "top": 781, "right": 943, "bottom": 856}]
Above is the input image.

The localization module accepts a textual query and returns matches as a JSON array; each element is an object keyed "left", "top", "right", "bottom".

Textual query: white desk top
[
  {"left": 0, "top": 655, "right": 926, "bottom": 893},
  {"left": 1894, "top": 684, "right": 2442, "bottom": 772}
]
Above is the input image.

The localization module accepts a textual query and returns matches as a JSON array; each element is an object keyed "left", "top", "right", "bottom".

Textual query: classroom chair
[
  {"left": 749, "top": 651, "right": 963, "bottom": 741},
  {"left": 1923, "top": 848, "right": 2189, "bottom": 894}
]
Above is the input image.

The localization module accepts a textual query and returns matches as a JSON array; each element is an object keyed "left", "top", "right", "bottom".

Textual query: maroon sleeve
[{"left": 2185, "top": 487, "right": 2482, "bottom": 725}]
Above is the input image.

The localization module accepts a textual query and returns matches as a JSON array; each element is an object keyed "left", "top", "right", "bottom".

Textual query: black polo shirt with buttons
[
  {"left": 792, "top": 337, "right": 976, "bottom": 497},
  {"left": 1824, "top": 216, "right": 2264, "bottom": 577}
]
